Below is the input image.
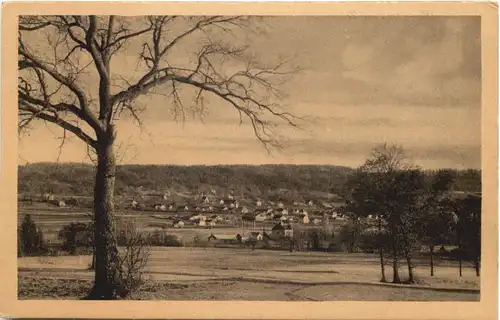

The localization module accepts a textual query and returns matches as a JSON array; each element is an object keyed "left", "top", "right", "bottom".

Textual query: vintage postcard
[{"left": 0, "top": 1, "right": 497, "bottom": 319}]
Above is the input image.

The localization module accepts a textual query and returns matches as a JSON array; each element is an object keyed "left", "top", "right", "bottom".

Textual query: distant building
[
  {"left": 302, "top": 215, "right": 310, "bottom": 224},
  {"left": 256, "top": 200, "right": 262, "bottom": 207},
  {"left": 173, "top": 220, "right": 184, "bottom": 228}
]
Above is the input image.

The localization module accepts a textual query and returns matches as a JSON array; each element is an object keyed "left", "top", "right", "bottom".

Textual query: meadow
[{"left": 19, "top": 247, "right": 480, "bottom": 300}]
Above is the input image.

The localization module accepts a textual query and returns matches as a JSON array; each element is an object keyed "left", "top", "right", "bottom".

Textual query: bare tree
[{"left": 18, "top": 15, "right": 300, "bottom": 299}]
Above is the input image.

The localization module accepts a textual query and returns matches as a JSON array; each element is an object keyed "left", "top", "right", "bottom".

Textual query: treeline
[
  {"left": 342, "top": 144, "right": 481, "bottom": 283},
  {"left": 18, "top": 162, "right": 481, "bottom": 198}
]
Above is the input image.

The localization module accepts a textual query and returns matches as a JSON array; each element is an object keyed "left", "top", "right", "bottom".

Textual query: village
[{"left": 22, "top": 187, "right": 372, "bottom": 251}]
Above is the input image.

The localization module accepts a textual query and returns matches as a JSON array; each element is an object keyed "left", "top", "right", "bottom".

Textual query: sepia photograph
[{"left": 1, "top": 1, "right": 498, "bottom": 319}]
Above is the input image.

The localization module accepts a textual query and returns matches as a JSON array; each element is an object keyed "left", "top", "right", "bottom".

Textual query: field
[
  {"left": 18, "top": 202, "right": 480, "bottom": 301},
  {"left": 19, "top": 247, "right": 480, "bottom": 301}
]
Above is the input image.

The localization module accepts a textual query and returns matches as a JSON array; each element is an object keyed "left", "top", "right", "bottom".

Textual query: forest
[{"left": 18, "top": 162, "right": 481, "bottom": 198}]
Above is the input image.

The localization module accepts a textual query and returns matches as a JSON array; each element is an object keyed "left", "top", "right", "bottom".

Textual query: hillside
[{"left": 18, "top": 163, "right": 481, "bottom": 200}]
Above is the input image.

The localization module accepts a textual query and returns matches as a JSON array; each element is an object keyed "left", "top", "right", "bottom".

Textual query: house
[
  {"left": 163, "top": 193, "right": 169, "bottom": 200},
  {"left": 184, "top": 205, "right": 189, "bottom": 211},
  {"left": 173, "top": 220, "right": 185, "bottom": 228},
  {"left": 222, "top": 206, "right": 229, "bottom": 211},
  {"left": 256, "top": 200, "right": 262, "bottom": 207},
  {"left": 219, "top": 199, "right": 225, "bottom": 205},
  {"left": 272, "top": 223, "right": 285, "bottom": 238},
  {"left": 168, "top": 204, "right": 175, "bottom": 211},
  {"left": 228, "top": 194, "right": 234, "bottom": 200},
  {"left": 48, "top": 199, "right": 65, "bottom": 207},
  {"left": 302, "top": 215, "right": 310, "bottom": 224},
  {"left": 313, "top": 218, "right": 322, "bottom": 225},
  {"left": 278, "top": 202, "right": 285, "bottom": 208},
  {"left": 208, "top": 206, "right": 214, "bottom": 212},
  {"left": 367, "top": 214, "right": 373, "bottom": 219},
  {"left": 241, "top": 206, "right": 250, "bottom": 214},
  {"left": 284, "top": 225, "right": 294, "bottom": 238},
  {"left": 332, "top": 212, "right": 338, "bottom": 219},
  {"left": 131, "top": 200, "right": 138, "bottom": 209},
  {"left": 249, "top": 232, "right": 263, "bottom": 241},
  {"left": 195, "top": 206, "right": 201, "bottom": 211},
  {"left": 208, "top": 220, "right": 216, "bottom": 228},
  {"left": 199, "top": 219, "right": 206, "bottom": 227},
  {"left": 255, "top": 213, "right": 267, "bottom": 222},
  {"left": 202, "top": 196, "right": 210, "bottom": 204},
  {"left": 210, "top": 189, "right": 217, "bottom": 195},
  {"left": 308, "top": 200, "right": 314, "bottom": 206},
  {"left": 201, "top": 208, "right": 206, "bottom": 212},
  {"left": 190, "top": 214, "right": 206, "bottom": 221},
  {"left": 160, "top": 204, "right": 167, "bottom": 211},
  {"left": 43, "top": 193, "right": 55, "bottom": 201}
]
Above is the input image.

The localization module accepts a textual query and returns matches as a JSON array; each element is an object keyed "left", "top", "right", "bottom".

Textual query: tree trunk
[
  {"left": 87, "top": 135, "right": 122, "bottom": 300},
  {"left": 379, "top": 247, "right": 387, "bottom": 282},
  {"left": 475, "top": 257, "right": 480, "bottom": 276},
  {"left": 429, "top": 245, "right": 434, "bottom": 277},
  {"left": 459, "top": 259, "right": 463, "bottom": 277},
  {"left": 405, "top": 255, "right": 414, "bottom": 284}
]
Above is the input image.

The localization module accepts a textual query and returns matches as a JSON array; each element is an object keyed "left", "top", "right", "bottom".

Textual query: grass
[{"left": 18, "top": 247, "right": 480, "bottom": 301}]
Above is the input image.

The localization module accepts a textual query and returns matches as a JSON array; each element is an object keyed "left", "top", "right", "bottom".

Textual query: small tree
[
  {"left": 58, "top": 222, "right": 94, "bottom": 255},
  {"left": 19, "top": 214, "right": 47, "bottom": 256}
]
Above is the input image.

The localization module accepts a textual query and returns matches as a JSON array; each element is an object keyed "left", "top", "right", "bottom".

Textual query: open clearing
[{"left": 19, "top": 247, "right": 480, "bottom": 301}]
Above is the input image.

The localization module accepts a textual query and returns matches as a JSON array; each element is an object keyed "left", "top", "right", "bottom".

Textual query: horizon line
[{"left": 18, "top": 161, "right": 481, "bottom": 171}]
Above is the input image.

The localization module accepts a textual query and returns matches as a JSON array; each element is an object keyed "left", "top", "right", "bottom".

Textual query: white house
[
  {"left": 278, "top": 202, "right": 285, "bottom": 208},
  {"left": 163, "top": 193, "right": 168, "bottom": 200},
  {"left": 222, "top": 206, "right": 229, "bottom": 211},
  {"left": 255, "top": 213, "right": 267, "bottom": 222},
  {"left": 131, "top": 200, "right": 138, "bottom": 208},
  {"left": 308, "top": 200, "right": 314, "bottom": 206},
  {"left": 219, "top": 199, "right": 225, "bottom": 205},
  {"left": 201, "top": 208, "right": 206, "bottom": 212},
  {"left": 281, "top": 209, "right": 289, "bottom": 216},
  {"left": 228, "top": 194, "right": 234, "bottom": 200},
  {"left": 203, "top": 197, "right": 210, "bottom": 204},
  {"left": 331, "top": 212, "right": 338, "bottom": 219},
  {"left": 168, "top": 204, "right": 175, "bottom": 211},
  {"left": 302, "top": 215, "right": 310, "bottom": 224},
  {"left": 235, "top": 201, "right": 240, "bottom": 209},
  {"left": 199, "top": 219, "right": 206, "bottom": 227},
  {"left": 208, "top": 206, "right": 214, "bottom": 212},
  {"left": 190, "top": 214, "right": 206, "bottom": 221},
  {"left": 368, "top": 214, "right": 373, "bottom": 219},
  {"left": 209, "top": 220, "right": 216, "bottom": 228},
  {"left": 241, "top": 206, "right": 250, "bottom": 214},
  {"left": 184, "top": 205, "right": 189, "bottom": 211},
  {"left": 229, "top": 203, "right": 235, "bottom": 209},
  {"left": 174, "top": 221, "right": 185, "bottom": 228},
  {"left": 256, "top": 200, "right": 262, "bottom": 207},
  {"left": 313, "top": 218, "right": 322, "bottom": 225}
]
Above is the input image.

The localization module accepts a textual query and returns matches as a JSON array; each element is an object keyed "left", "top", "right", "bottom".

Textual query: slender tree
[{"left": 18, "top": 15, "right": 299, "bottom": 299}]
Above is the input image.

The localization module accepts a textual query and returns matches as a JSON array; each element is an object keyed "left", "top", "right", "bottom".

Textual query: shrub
[
  {"left": 19, "top": 214, "right": 47, "bottom": 256},
  {"left": 146, "top": 230, "right": 183, "bottom": 247},
  {"left": 116, "top": 220, "right": 151, "bottom": 297},
  {"left": 58, "top": 222, "right": 93, "bottom": 255}
]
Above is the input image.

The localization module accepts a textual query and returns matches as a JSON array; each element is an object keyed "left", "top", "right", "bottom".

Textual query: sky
[{"left": 18, "top": 16, "right": 482, "bottom": 169}]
